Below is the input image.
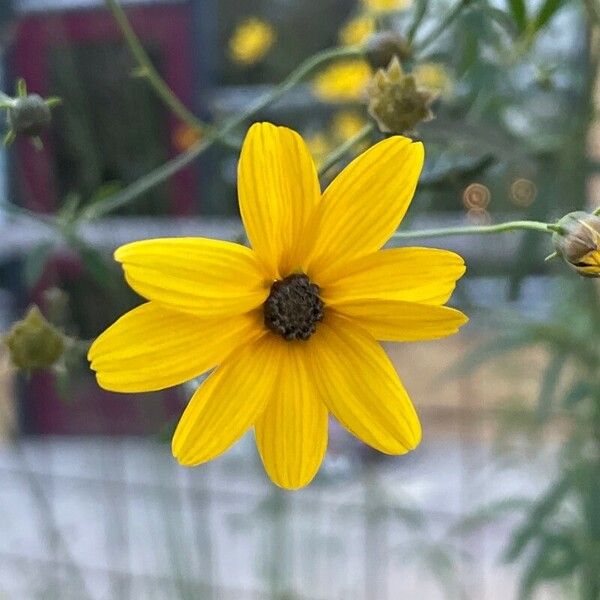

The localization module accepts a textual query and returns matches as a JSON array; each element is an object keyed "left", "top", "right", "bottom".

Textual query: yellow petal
[
  {"left": 115, "top": 238, "right": 269, "bottom": 318},
  {"left": 308, "top": 313, "right": 421, "bottom": 453},
  {"left": 319, "top": 247, "right": 466, "bottom": 305},
  {"left": 88, "top": 304, "right": 263, "bottom": 393},
  {"left": 330, "top": 300, "right": 468, "bottom": 342},
  {"left": 238, "top": 122, "right": 321, "bottom": 278},
  {"left": 172, "top": 333, "right": 282, "bottom": 466},
  {"left": 305, "top": 137, "right": 424, "bottom": 277},
  {"left": 255, "top": 341, "right": 328, "bottom": 489}
]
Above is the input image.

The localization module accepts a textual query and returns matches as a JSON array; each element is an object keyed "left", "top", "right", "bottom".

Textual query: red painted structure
[
  {"left": 14, "top": 2, "right": 197, "bottom": 214},
  {"left": 12, "top": 2, "right": 197, "bottom": 434}
]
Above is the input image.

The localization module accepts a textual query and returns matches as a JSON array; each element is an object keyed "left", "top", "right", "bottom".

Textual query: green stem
[
  {"left": 105, "top": 0, "right": 206, "bottom": 131},
  {"left": 391, "top": 220, "right": 557, "bottom": 241},
  {"left": 413, "top": 0, "right": 471, "bottom": 53},
  {"left": 318, "top": 123, "right": 374, "bottom": 176},
  {"left": 83, "top": 44, "right": 362, "bottom": 219},
  {"left": 0, "top": 90, "right": 13, "bottom": 106}
]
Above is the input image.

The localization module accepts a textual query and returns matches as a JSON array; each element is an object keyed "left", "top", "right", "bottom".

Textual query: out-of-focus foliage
[{"left": 451, "top": 277, "right": 600, "bottom": 597}]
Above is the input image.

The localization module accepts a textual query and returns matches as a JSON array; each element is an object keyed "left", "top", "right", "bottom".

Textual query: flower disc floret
[{"left": 264, "top": 274, "right": 324, "bottom": 341}]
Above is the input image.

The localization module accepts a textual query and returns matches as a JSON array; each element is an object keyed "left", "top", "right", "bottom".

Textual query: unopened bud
[
  {"left": 4, "top": 306, "right": 66, "bottom": 370},
  {"left": 367, "top": 56, "right": 435, "bottom": 134},
  {"left": 364, "top": 31, "right": 412, "bottom": 69},
  {"left": 7, "top": 95, "right": 52, "bottom": 137},
  {"left": 552, "top": 211, "right": 600, "bottom": 277}
]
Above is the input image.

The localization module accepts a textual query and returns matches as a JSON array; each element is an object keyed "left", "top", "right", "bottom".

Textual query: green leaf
[
  {"left": 451, "top": 498, "right": 531, "bottom": 535},
  {"left": 507, "top": 0, "right": 527, "bottom": 33},
  {"left": 535, "top": 353, "right": 564, "bottom": 423},
  {"left": 533, "top": 0, "right": 565, "bottom": 32},
  {"left": 80, "top": 181, "right": 122, "bottom": 221},
  {"left": 519, "top": 533, "right": 580, "bottom": 599},
  {"left": 482, "top": 6, "right": 520, "bottom": 36},
  {"left": 78, "top": 246, "right": 119, "bottom": 292},
  {"left": 444, "top": 332, "right": 534, "bottom": 379},
  {"left": 23, "top": 242, "right": 53, "bottom": 289},
  {"left": 505, "top": 474, "right": 572, "bottom": 562},
  {"left": 562, "top": 381, "right": 593, "bottom": 408}
]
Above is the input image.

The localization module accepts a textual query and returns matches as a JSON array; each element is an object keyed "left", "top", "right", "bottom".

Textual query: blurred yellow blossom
[
  {"left": 413, "top": 63, "right": 453, "bottom": 96},
  {"left": 331, "top": 110, "right": 367, "bottom": 141},
  {"left": 305, "top": 132, "right": 333, "bottom": 166},
  {"left": 229, "top": 18, "right": 276, "bottom": 65},
  {"left": 339, "top": 15, "right": 376, "bottom": 46},
  {"left": 172, "top": 123, "right": 202, "bottom": 152},
  {"left": 362, "top": 0, "right": 412, "bottom": 13},
  {"left": 313, "top": 59, "right": 372, "bottom": 102}
]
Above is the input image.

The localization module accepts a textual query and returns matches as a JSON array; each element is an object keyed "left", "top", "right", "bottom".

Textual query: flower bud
[
  {"left": 552, "top": 211, "right": 600, "bottom": 277},
  {"left": 7, "top": 94, "right": 52, "bottom": 137},
  {"left": 4, "top": 306, "right": 66, "bottom": 371},
  {"left": 367, "top": 56, "right": 435, "bottom": 134},
  {"left": 364, "top": 31, "right": 412, "bottom": 70}
]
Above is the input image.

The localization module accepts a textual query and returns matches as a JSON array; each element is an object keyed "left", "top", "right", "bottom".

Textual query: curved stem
[
  {"left": 318, "top": 122, "right": 374, "bottom": 176},
  {"left": 84, "top": 45, "right": 362, "bottom": 219},
  {"left": 105, "top": 0, "right": 206, "bottom": 131},
  {"left": 413, "top": 0, "right": 471, "bottom": 53},
  {"left": 391, "top": 220, "right": 558, "bottom": 241},
  {"left": 0, "top": 90, "right": 13, "bottom": 106}
]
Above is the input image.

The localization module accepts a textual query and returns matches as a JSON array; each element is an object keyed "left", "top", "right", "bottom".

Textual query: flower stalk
[
  {"left": 391, "top": 220, "right": 559, "bottom": 242},
  {"left": 104, "top": 0, "right": 206, "bottom": 132},
  {"left": 81, "top": 44, "right": 363, "bottom": 220},
  {"left": 318, "top": 122, "right": 374, "bottom": 175}
]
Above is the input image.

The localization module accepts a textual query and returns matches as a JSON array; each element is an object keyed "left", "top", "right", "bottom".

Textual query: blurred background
[{"left": 0, "top": 0, "right": 599, "bottom": 598}]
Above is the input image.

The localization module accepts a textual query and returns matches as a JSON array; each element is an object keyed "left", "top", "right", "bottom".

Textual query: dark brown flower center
[{"left": 264, "top": 273, "right": 324, "bottom": 341}]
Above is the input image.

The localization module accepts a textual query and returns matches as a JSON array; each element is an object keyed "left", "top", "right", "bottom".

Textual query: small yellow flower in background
[
  {"left": 305, "top": 131, "right": 333, "bottom": 166},
  {"left": 89, "top": 122, "right": 468, "bottom": 490},
  {"left": 331, "top": 110, "right": 367, "bottom": 141},
  {"left": 413, "top": 63, "right": 453, "bottom": 96},
  {"left": 313, "top": 59, "right": 373, "bottom": 102},
  {"left": 552, "top": 211, "right": 600, "bottom": 277},
  {"left": 362, "top": 0, "right": 412, "bottom": 13},
  {"left": 172, "top": 123, "right": 202, "bottom": 153},
  {"left": 229, "top": 18, "right": 276, "bottom": 66},
  {"left": 339, "top": 15, "right": 376, "bottom": 46}
]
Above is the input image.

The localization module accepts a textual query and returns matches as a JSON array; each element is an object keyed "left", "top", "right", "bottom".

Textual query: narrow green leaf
[
  {"left": 507, "top": 0, "right": 527, "bottom": 32},
  {"left": 562, "top": 381, "right": 593, "bottom": 408},
  {"left": 78, "top": 247, "right": 118, "bottom": 292},
  {"left": 444, "top": 332, "right": 533, "bottom": 379},
  {"left": 519, "top": 533, "right": 580, "bottom": 599},
  {"left": 23, "top": 242, "right": 53, "bottom": 289},
  {"left": 505, "top": 475, "right": 572, "bottom": 562},
  {"left": 535, "top": 353, "right": 564, "bottom": 422},
  {"left": 451, "top": 498, "right": 531, "bottom": 535},
  {"left": 534, "top": 0, "right": 565, "bottom": 32}
]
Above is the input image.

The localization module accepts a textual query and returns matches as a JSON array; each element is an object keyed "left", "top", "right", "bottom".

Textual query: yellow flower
[
  {"left": 413, "top": 63, "right": 453, "bottom": 96},
  {"left": 88, "top": 123, "right": 468, "bottom": 490},
  {"left": 305, "top": 131, "right": 333, "bottom": 166},
  {"left": 362, "top": 0, "right": 412, "bottom": 13},
  {"left": 313, "top": 60, "right": 373, "bottom": 102},
  {"left": 331, "top": 110, "right": 367, "bottom": 141},
  {"left": 172, "top": 123, "right": 202, "bottom": 153},
  {"left": 229, "top": 18, "right": 276, "bottom": 65},
  {"left": 339, "top": 15, "right": 376, "bottom": 46}
]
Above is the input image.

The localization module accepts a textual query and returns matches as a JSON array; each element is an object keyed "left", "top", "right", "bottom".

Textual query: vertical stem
[{"left": 104, "top": 0, "right": 205, "bottom": 131}]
